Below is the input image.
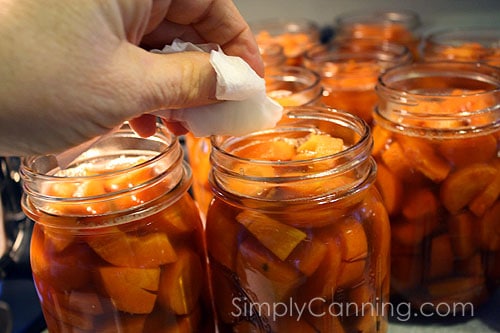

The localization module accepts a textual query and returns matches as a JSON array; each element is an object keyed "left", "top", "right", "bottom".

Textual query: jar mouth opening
[
  {"left": 210, "top": 107, "right": 373, "bottom": 202},
  {"left": 212, "top": 107, "right": 371, "bottom": 167},
  {"left": 21, "top": 122, "right": 187, "bottom": 218},
  {"left": 375, "top": 62, "right": 500, "bottom": 136}
]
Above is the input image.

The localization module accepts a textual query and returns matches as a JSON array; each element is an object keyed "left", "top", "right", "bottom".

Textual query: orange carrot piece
[
  {"left": 335, "top": 218, "right": 368, "bottom": 262},
  {"left": 371, "top": 125, "right": 392, "bottom": 156},
  {"left": 399, "top": 136, "right": 452, "bottom": 183},
  {"left": 440, "top": 163, "right": 497, "bottom": 213},
  {"left": 234, "top": 139, "right": 296, "bottom": 161},
  {"left": 375, "top": 162, "right": 403, "bottom": 215},
  {"left": 99, "top": 266, "right": 160, "bottom": 314},
  {"left": 236, "top": 238, "right": 304, "bottom": 303},
  {"left": 402, "top": 188, "right": 439, "bottom": 223},
  {"left": 158, "top": 248, "right": 204, "bottom": 315},
  {"left": 298, "top": 238, "right": 342, "bottom": 302},
  {"left": 380, "top": 141, "right": 416, "bottom": 181},
  {"left": 236, "top": 210, "right": 307, "bottom": 261},
  {"left": 469, "top": 166, "right": 500, "bottom": 217},
  {"left": 438, "top": 134, "right": 497, "bottom": 168},
  {"left": 88, "top": 229, "right": 177, "bottom": 268},
  {"left": 294, "top": 133, "right": 344, "bottom": 159},
  {"left": 286, "top": 236, "right": 327, "bottom": 276}
]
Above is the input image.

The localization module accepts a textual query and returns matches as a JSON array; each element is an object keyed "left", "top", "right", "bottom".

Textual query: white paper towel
[{"left": 152, "top": 39, "right": 283, "bottom": 137}]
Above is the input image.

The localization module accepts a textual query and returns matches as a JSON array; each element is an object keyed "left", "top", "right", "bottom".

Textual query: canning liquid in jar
[
  {"left": 21, "top": 123, "right": 213, "bottom": 332},
  {"left": 206, "top": 107, "right": 391, "bottom": 332},
  {"left": 373, "top": 62, "right": 500, "bottom": 313}
]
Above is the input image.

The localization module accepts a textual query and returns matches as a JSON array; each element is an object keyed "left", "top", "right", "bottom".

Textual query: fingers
[{"left": 144, "top": 0, "right": 264, "bottom": 76}]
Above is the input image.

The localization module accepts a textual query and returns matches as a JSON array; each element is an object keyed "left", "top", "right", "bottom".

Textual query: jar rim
[
  {"left": 374, "top": 61, "right": 500, "bottom": 137},
  {"left": 209, "top": 107, "right": 375, "bottom": 206},
  {"left": 20, "top": 122, "right": 189, "bottom": 220}
]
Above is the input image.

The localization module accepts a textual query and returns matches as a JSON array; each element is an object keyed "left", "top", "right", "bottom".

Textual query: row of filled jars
[{"left": 20, "top": 9, "right": 499, "bottom": 333}]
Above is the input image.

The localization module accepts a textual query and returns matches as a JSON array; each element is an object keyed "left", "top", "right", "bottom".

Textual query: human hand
[{"left": 0, "top": 0, "right": 263, "bottom": 156}]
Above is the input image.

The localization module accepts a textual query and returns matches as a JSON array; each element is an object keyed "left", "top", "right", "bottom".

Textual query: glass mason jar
[
  {"left": 206, "top": 107, "right": 391, "bottom": 333},
  {"left": 186, "top": 65, "right": 323, "bottom": 217},
  {"left": 304, "top": 40, "right": 412, "bottom": 125},
  {"left": 20, "top": 123, "right": 213, "bottom": 332},
  {"left": 421, "top": 27, "right": 500, "bottom": 67},
  {"left": 334, "top": 9, "right": 421, "bottom": 59},
  {"left": 250, "top": 18, "right": 320, "bottom": 66},
  {"left": 372, "top": 62, "right": 500, "bottom": 313}
]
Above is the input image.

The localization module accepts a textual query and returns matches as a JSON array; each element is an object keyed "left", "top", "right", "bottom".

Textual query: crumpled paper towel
[
  {"left": 55, "top": 39, "right": 282, "bottom": 168},
  {"left": 151, "top": 38, "right": 283, "bottom": 137}
]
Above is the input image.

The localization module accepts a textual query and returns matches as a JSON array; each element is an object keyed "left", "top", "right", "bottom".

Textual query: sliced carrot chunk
[
  {"left": 469, "top": 166, "right": 500, "bottom": 217},
  {"left": 440, "top": 163, "right": 497, "bottom": 213},
  {"left": 236, "top": 238, "right": 303, "bottom": 303},
  {"left": 88, "top": 229, "right": 177, "bottom": 268},
  {"left": 402, "top": 188, "right": 439, "bottom": 223},
  {"left": 294, "top": 133, "right": 344, "bottom": 159},
  {"left": 234, "top": 139, "right": 296, "bottom": 161},
  {"left": 236, "top": 210, "right": 307, "bottom": 261},
  {"left": 335, "top": 218, "right": 368, "bottom": 262},
  {"left": 99, "top": 266, "right": 160, "bottom": 314},
  {"left": 375, "top": 162, "right": 403, "bottom": 215},
  {"left": 380, "top": 141, "right": 416, "bottom": 181},
  {"left": 286, "top": 236, "right": 327, "bottom": 276},
  {"left": 391, "top": 220, "right": 430, "bottom": 247},
  {"left": 158, "top": 248, "right": 204, "bottom": 315},
  {"left": 299, "top": 238, "right": 342, "bottom": 302},
  {"left": 371, "top": 125, "right": 392, "bottom": 156},
  {"left": 399, "top": 136, "right": 452, "bottom": 183},
  {"left": 157, "top": 193, "right": 200, "bottom": 237},
  {"left": 31, "top": 229, "right": 94, "bottom": 291},
  {"left": 438, "top": 135, "right": 497, "bottom": 168}
]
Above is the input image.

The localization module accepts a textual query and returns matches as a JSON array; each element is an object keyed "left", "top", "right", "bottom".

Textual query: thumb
[{"left": 114, "top": 44, "right": 219, "bottom": 121}]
